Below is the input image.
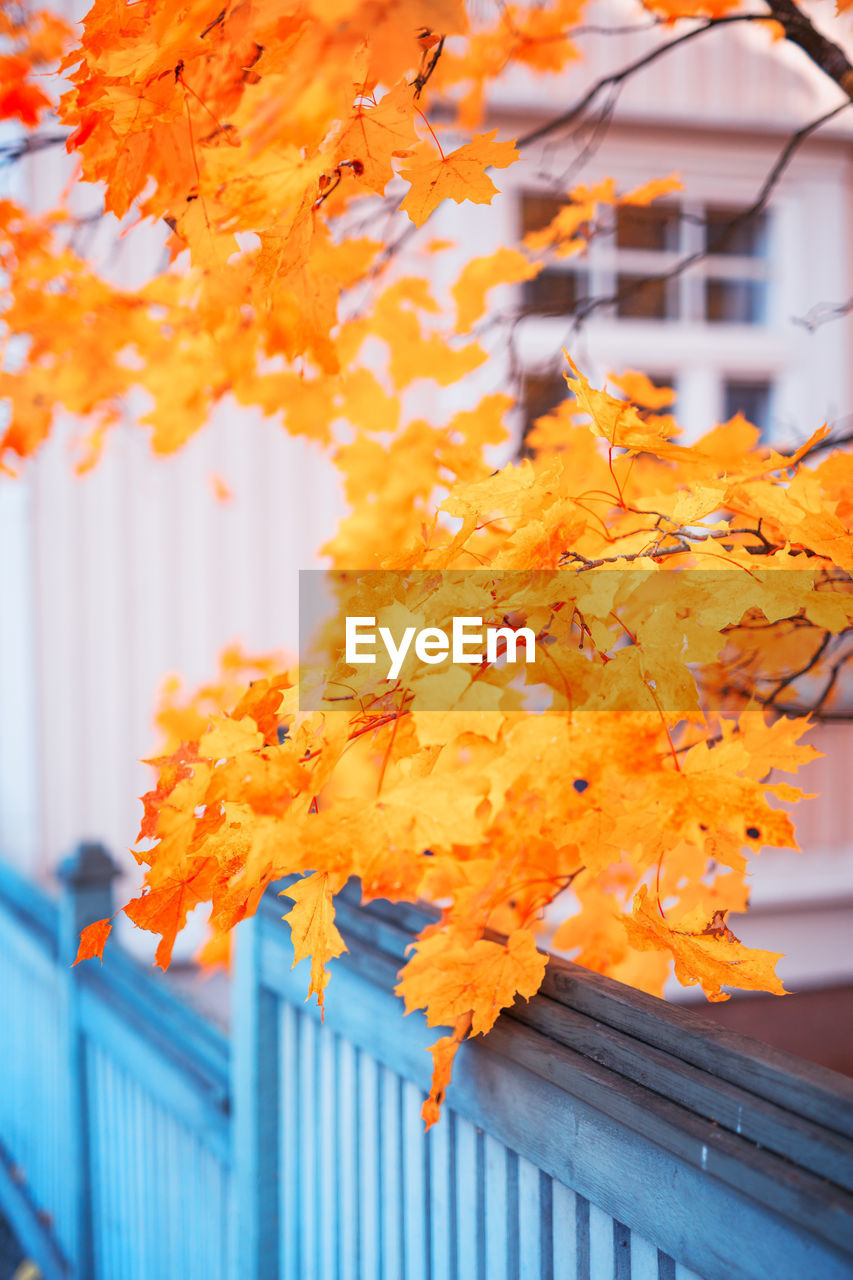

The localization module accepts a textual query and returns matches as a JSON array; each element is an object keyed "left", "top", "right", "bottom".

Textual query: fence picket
[
  {"left": 627, "top": 1232, "right": 659, "bottom": 1280},
  {"left": 518, "top": 1155, "right": 542, "bottom": 1278},
  {"left": 336, "top": 1035, "right": 360, "bottom": 1280},
  {"left": 551, "top": 1181, "right": 577, "bottom": 1280},
  {"left": 483, "top": 1133, "right": 510, "bottom": 1280},
  {"left": 381, "top": 1065, "right": 405, "bottom": 1280},
  {"left": 402, "top": 1079, "right": 429, "bottom": 1280},
  {"left": 453, "top": 1115, "right": 480, "bottom": 1280}
]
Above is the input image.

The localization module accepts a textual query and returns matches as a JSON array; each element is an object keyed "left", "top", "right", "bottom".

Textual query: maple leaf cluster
[
  {"left": 1, "top": 0, "right": 852, "bottom": 1124},
  {"left": 0, "top": 4, "right": 69, "bottom": 126}
]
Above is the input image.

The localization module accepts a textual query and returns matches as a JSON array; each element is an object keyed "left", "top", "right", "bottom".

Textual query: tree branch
[
  {"left": 516, "top": 14, "right": 773, "bottom": 150},
  {"left": 793, "top": 297, "right": 853, "bottom": 333},
  {"left": 0, "top": 132, "right": 68, "bottom": 168},
  {"left": 763, "top": 0, "right": 853, "bottom": 99},
  {"left": 564, "top": 98, "right": 851, "bottom": 328}
]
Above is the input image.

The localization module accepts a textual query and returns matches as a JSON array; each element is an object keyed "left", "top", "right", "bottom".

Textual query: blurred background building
[{"left": 0, "top": 0, "right": 851, "bottom": 1056}]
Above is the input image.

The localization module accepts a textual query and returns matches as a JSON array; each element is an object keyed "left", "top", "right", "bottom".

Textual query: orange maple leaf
[
  {"left": 124, "top": 859, "right": 220, "bottom": 970},
  {"left": 399, "top": 130, "right": 519, "bottom": 227},
  {"left": 421, "top": 1014, "right": 471, "bottom": 1129},
  {"left": 73, "top": 917, "right": 113, "bottom": 965},
  {"left": 398, "top": 927, "right": 547, "bottom": 1036},
  {"left": 0, "top": 56, "right": 50, "bottom": 125},
  {"left": 624, "top": 886, "right": 787, "bottom": 1002},
  {"left": 335, "top": 81, "right": 418, "bottom": 194}
]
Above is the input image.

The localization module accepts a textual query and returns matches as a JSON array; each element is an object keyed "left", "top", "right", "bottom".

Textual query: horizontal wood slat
[
  {"left": 297, "top": 881, "right": 853, "bottom": 1144},
  {"left": 539, "top": 961, "right": 853, "bottom": 1140},
  {"left": 509, "top": 994, "right": 853, "bottom": 1191}
]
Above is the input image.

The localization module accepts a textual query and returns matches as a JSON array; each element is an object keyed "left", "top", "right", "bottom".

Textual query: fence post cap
[{"left": 57, "top": 841, "right": 121, "bottom": 889}]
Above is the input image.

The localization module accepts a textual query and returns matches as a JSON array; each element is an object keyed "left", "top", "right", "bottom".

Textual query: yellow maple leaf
[
  {"left": 281, "top": 871, "right": 348, "bottom": 1013},
  {"left": 608, "top": 369, "right": 676, "bottom": 411},
  {"left": 452, "top": 247, "right": 539, "bottom": 332},
  {"left": 397, "top": 926, "right": 547, "bottom": 1036},
  {"left": 199, "top": 715, "right": 264, "bottom": 761},
  {"left": 624, "top": 886, "right": 787, "bottom": 1002},
  {"left": 565, "top": 356, "right": 693, "bottom": 459},
  {"left": 618, "top": 173, "right": 684, "bottom": 206}
]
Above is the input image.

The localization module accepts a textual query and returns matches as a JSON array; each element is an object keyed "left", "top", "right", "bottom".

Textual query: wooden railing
[
  {"left": 0, "top": 847, "right": 231, "bottom": 1280},
  {"left": 1, "top": 851, "right": 852, "bottom": 1279}
]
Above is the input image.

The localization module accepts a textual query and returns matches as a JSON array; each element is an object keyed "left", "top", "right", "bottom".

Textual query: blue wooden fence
[
  {"left": 0, "top": 849, "right": 852, "bottom": 1280},
  {"left": 0, "top": 847, "right": 231, "bottom": 1280}
]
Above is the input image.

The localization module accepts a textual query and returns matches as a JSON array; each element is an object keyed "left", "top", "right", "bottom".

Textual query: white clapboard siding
[
  {"left": 489, "top": 0, "right": 853, "bottom": 133},
  {"left": 0, "top": 476, "right": 41, "bottom": 871},
  {"left": 2, "top": 406, "right": 341, "bottom": 955}
]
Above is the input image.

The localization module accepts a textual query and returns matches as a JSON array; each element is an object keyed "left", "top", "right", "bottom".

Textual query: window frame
[
  {"left": 514, "top": 187, "right": 787, "bottom": 441},
  {"left": 518, "top": 190, "right": 772, "bottom": 327}
]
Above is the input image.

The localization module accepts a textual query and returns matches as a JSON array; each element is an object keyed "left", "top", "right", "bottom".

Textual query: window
[
  {"left": 519, "top": 191, "right": 591, "bottom": 319},
  {"left": 521, "top": 371, "right": 570, "bottom": 444},
  {"left": 705, "top": 207, "right": 767, "bottom": 257},
  {"left": 616, "top": 204, "right": 680, "bottom": 252},
  {"left": 520, "top": 193, "right": 564, "bottom": 238},
  {"left": 706, "top": 279, "right": 765, "bottom": 325},
  {"left": 615, "top": 276, "right": 673, "bottom": 320},
  {"left": 519, "top": 193, "right": 769, "bottom": 326},
  {"left": 517, "top": 190, "right": 778, "bottom": 445},
  {"left": 614, "top": 205, "right": 681, "bottom": 319},
  {"left": 521, "top": 269, "right": 586, "bottom": 318},
  {"left": 722, "top": 379, "right": 772, "bottom": 435},
  {"left": 704, "top": 207, "right": 768, "bottom": 325}
]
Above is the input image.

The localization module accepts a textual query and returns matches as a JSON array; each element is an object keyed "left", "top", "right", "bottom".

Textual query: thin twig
[
  {"left": 516, "top": 15, "right": 773, "bottom": 150},
  {"left": 0, "top": 131, "right": 68, "bottom": 167},
  {"left": 793, "top": 297, "right": 853, "bottom": 333}
]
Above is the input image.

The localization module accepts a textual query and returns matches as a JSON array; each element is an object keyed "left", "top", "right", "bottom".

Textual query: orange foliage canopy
[{"left": 5, "top": 0, "right": 853, "bottom": 1123}]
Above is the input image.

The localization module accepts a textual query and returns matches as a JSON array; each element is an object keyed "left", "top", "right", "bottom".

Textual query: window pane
[
  {"left": 723, "top": 379, "right": 772, "bottom": 432},
  {"left": 616, "top": 204, "right": 679, "bottom": 251},
  {"left": 520, "top": 192, "right": 565, "bottom": 237},
  {"left": 522, "top": 373, "right": 569, "bottom": 441},
  {"left": 616, "top": 274, "right": 676, "bottom": 320},
  {"left": 705, "top": 279, "right": 766, "bottom": 324},
  {"left": 705, "top": 208, "right": 767, "bottom": 257},
  {"left": 522, "top": 269, "right": 585, "bottom": 317}
]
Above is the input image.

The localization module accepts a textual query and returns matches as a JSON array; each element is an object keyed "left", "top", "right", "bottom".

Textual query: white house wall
[
  {"left": 487, "top": 0, "right": 853, "bottom": 133},
  {"left": 3, "top": 408, "right": 341, "bottom": 918}
]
